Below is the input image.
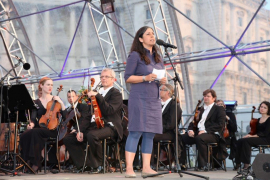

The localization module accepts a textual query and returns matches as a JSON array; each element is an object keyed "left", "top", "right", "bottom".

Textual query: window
[
  {"left": 186, "top": 9, "right": 191, "bottom": 18},
  {"left": 146, "top": 9, "right": 152, "bottom": 19},
  {"left": 238, "top": 17, "right": 243, "bottom": 27},
  {"left": 242, "top": 92, "right": 247, "bottom": 104}
]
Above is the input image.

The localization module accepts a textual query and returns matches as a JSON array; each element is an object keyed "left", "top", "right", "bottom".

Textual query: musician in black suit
[
  {"left": 62, "top": 90, "right": 91, "bottom": 171},
  {"left": 151, "top": 84, "right": 182, "bottom": 165},
  {"left": 87, "top": 68, "right": 123, "bottom": 173},
  {"left": 179, "top": 89, "right": 227, "bottom": 171},
  {"left": 154, "top": 84, "right": 182, "bottom": 141}
]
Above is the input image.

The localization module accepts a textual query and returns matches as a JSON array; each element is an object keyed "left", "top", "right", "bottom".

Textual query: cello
[
  {"left": 39, "top": 85, "right": 63, "bottom": 130},
  {"left": 249, "top": 106, "right": 258, "bottom": 135}
]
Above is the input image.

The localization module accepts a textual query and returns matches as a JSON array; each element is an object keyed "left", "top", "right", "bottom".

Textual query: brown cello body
[
  {"left": 39, "top": 85, "right": 63, "bottom": 130},
  {"left": 249, "top": 106, "right": 258, "bottom": 135}
]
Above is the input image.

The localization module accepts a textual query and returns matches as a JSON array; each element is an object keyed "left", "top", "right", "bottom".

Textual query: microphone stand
[{"left": 165, "top": 47, "right": 209, "bottom": 180}]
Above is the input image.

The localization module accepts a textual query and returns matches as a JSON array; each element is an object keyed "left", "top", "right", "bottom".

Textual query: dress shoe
[
  {"left": 125, "top": 173, "right": 136, "bottom": 178},
  {"left": 237, "top": 165, "right": 251, "bottom": 175},
  {"left": 90, "top": 166, "right": 102, "bottom": 174},
  {"left": 141, "top": 172, "right": 164, "bottom": 178},
  {"left": 194, "top": 166, "right": 208, "bottom": 172}
]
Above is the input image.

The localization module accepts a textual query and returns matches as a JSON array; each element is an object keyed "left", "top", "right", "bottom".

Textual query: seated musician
[
  {"left": 234, "top": 101, "right": 270, "bottom": 172},
  {"left": 20, "top": 77, "right": 66, "bottom": 172},
  {"left": 216, "top": 100, "right": 237, "bottom": 164},
  {"left": 62, "top": 90, "right": 91, "bottom": 172},
  {"left": 179, "top": 89, "right": 227, "bottom": 171},
  {"left": 151, "top": 84, "right": 182, "bottom": 165},
  {"left": 86, "top": 68, "right": 123, "bottom": 173}
]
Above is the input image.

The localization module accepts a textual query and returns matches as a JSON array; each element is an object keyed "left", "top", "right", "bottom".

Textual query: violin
[
  {"left": 223, "top": 116, "right": 229, "bottom": 138},
  {"left": 89, "top": 78, "right": 104, "bottom": 129},
  {"left": 249, "top": 106, "right": 258, "bottom": 135},
  {"left": 192, "top": 100, "right": 202, "bottom": 132},
  {"left": 58, "top": 107, "right": 81, "bottom": 142},
  {"left": 78, "top": 78, "right": 104, "bottom": 128},
  {"left": 39, "top": 85, "right": 63, "bottom": 130}
]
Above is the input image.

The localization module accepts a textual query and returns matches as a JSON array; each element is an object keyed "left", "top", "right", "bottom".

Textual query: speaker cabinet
[{"left": 252, "top": 154, "right": 270, "bottom": 180}]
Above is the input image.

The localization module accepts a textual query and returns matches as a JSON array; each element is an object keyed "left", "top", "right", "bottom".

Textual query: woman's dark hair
[
  {"left": 258, "top": 101, "right": 270, "bottom": 115},
  {"left": 130, "top": 26, "right": 161, "bottom": 65}
]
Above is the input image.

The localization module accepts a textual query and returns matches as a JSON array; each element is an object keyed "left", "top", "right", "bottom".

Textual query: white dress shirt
[
  {"left": 161, "top": 98, "right": 172, "bottom": 113},
  {"left": 197, "top": 102, "right": 215, "bottom": 132},
  {"left": 91, "top": 86, "right": 114, "bottom": 126}
]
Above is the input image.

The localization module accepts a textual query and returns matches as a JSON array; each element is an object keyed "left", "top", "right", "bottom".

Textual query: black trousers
[
  {"left": 63, "top": 133, "right": 91, "bottom": 169},
  {"left": 179, "top": 133, "right": 219, "bottom": 168},
  {"left": 235, "top": 137, "right": 270, "bottom": 164},
  {"left": 20, "top": 128, "right": 57, "bottom": 168},
  {"left": 86, "top": 126, "right": 117, "bottom": 168}
]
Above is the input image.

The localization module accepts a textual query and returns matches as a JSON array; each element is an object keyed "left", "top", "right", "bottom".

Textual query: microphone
[
  {"left": 156, "top": 39, "right": 177, "bottom": 49},
  {"left": 14, "top": 56, "right": 31, "bottom": 70}
]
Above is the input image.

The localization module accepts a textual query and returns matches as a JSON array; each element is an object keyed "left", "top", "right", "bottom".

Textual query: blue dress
[{"left": 124, "top": 49, "right": 164, "bottom": 134}]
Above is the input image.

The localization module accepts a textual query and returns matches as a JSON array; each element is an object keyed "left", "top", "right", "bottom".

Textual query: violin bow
[{"left": 70, "top": 88, "right": 81, "bottom": 137}]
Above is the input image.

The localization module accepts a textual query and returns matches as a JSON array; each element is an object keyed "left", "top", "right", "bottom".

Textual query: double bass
[
  {"left": 249, "top": 106, "right": 258, "bottom": 135},
  {"left": 39, "top": 85, "right": 63, "bottom": 130}
]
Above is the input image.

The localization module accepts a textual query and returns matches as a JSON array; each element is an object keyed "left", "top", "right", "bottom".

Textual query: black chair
[
  {"left": 43, "top": 137, "right": 60, "bottom": 174},
  {"left": 156, "top": 140, "right": 173, "bottom": 171},
  {"left": 258, "top": 145, "right": 270, "bottom": 153},
  {"left": 185, "top": 144, "right": 194, "bottom": 169},
  {"left": 102, "top": 137, "right": 123, "bottom": 174},
  {"left": 207, "top": 143, "right": 226, "bottom": 171}
]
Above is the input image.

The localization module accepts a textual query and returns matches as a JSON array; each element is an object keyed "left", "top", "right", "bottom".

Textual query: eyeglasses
[
  {"left": 100, "top": 76, "right": 113, "bottom": 79},
  {"left": 159, "top": 89, "right": 168, "bottom": 91},
  {"left": 216, "top": 103, "right": 224, "bottom": 106}
]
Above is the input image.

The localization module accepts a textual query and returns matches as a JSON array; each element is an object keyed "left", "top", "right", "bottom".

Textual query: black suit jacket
[
  {"left": 63, "top": 103, "right": 91, "bottom": 134},
  {"left": 188, "top": 104, "right": 226, "bottom": 135},
  {"left": 95, "top": 87, "right": 123, "bottom": 142},
  {"left": 188, "top": 104, "right": 228, "bottom": 160},
  {"left": 162, "top": 99, "right": 182, "bottom": 134}
]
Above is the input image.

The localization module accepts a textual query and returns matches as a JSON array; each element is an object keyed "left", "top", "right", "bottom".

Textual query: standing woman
[
  {"left": 235, "top": 101, "right": 270, "bottom": 171},
  {"left": 20, "top": 77, "right": 65, "bottom": 171},
  {"left": 124, "top": 26, "right": 166, "bottom": 177}
]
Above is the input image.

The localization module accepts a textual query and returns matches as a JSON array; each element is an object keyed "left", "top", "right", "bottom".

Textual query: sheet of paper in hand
[{"left": 152, "top": 68, "right": 165, "bottom": 80}]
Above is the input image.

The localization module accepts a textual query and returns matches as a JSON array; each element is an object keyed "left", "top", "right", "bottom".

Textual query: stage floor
[{"left": 0, "top": 168, "right": 239, "bottom": 180}]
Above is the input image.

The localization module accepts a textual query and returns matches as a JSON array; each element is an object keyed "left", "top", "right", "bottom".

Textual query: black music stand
[
  {"left": 0, "top": 84, "right": 36, "bottom": 175},
  {"left": 0, "top": 86, "right": 8, "bottom": 126}
]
